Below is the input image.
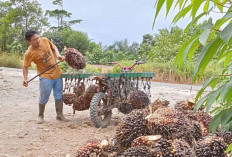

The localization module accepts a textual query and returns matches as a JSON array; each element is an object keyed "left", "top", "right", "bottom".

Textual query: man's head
[{"left": 25, "top": 30, "right": 40, "bottom": 48}]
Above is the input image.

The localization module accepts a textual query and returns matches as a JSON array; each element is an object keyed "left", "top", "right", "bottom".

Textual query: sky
[
  {"left": 1, "top": 0, "right": 223, "bottom": 46},
  {"left": 38, "top": 0, "right": 190, "bottom": 46}
]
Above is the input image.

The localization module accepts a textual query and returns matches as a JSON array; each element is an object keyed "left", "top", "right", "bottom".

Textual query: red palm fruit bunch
[
  {"left": 73, "top": 85, "right": 99, "bottom": 112},
  {"left": 64, "top": 46, "right": 86, "bottom": 70},
  {"left": 145, "top": 107, "right": 196, "bottom": 147},
  {"left": 194, "top": 136, "right": 227, "bottom": 157},
  {"left": 62, "top": 93, "right": 75, "bottom": 105},
  {"left": 129, "top": 90, "right": 150, "bottom": 109},
  {"left": 115, "top": 109, "right": 150, "bottom": 149},
  {"left": 74, "top": 82, "right": 85, "bottom": 97}
]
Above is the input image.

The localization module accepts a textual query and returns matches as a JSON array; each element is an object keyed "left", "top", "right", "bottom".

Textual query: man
[{"left": 23, "top": 30, "right": 68, "bottom": 124}]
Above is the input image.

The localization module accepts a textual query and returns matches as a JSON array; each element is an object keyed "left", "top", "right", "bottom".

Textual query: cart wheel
[{"left": 90, "top": 92, "right": 112, "bottom": 128}]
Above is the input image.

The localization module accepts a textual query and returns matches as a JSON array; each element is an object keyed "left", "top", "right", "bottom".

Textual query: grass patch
[{"left": 0, "top": 51, "right": 23, "bottom": 69}]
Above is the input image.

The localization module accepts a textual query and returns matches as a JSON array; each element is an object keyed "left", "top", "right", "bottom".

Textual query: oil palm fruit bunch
[
  {"left": 76, "top": 139, "right": 122, "bottom": 157},
  {"left": 187, "top": 111, "right": 213, "bottom": 136},
  {"left": 150, "top": 138, "right": 173, "bottom": 157},
  {"left": 194, "top": 136, "right": 227, "bottom": 157},
  {"left": 151, "top": 138, "right": 195, "bottom": 157},
  {"left": 100, "top": 139, "right": 123, "bottom": 157},
  {"left": 189, "top": 120, "right": 203, "bottom": 141},
  {"left": 64, "top": 46, "right": 86, "bottom": 70},
  {"left": 74, "top": 82, "right": 85, "bottom": 97},
  {"left": 62, "top": 93, "right": 75, "bottom": 105},
  {"left": 143, "top": 98, "right": 169, "bottom": 115},
  {"left": 117, "top": 102, "right": 134, "bottom": 114},
  {"left": 145, "top": 107, "right": 195, "bottom": 146},
  {"left": 75, "top": 141, "right": 103, "bottom": 157},
  {"left": 73, "top": 95, "right": 90, "bottom": 111},
  {"left": 83, "top": 85, "right": 99, "bottom": 103},
  {"left": 170, "top": 139, "right": 195, "bottom": 157},
  {"left": 174, "top": 99, "right": 196, "bottom": 112},
  {"left": 129, "top": 90, "right": 149, "bottom": 109},
  {"left": 131, "top": 135, "right": 162, "bottom": 147},
  {"left": 115, "top": 109, "right": 150, "bottom": 149},
  {"left": 73, "top": 85, "right": 98, "bottom": 112},
  {"left": 122, "top": 147, "right": 153, "bottom": 157},
  {"left": 216, "top": 131, "right": 232, "bottom": 146}
]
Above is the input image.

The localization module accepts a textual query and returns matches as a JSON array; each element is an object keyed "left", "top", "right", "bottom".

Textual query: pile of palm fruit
[
  {"left": 63, "top": 84, "right": 99, "bottom": 113},
  {"left": 75, "top": 99, "right": 232, "bottom": 157},
  {"left": 118, "top": 90, "right": 150, "bottom": 114},
  {"left": 64, "top": 46, "right": 86, "bottom": 70}
]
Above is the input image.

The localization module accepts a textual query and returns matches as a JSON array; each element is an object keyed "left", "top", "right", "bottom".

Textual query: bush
[
  {"left": 0, "top": 51, "right": 23, "bottom": 68},
  {"left": 83, "top": 64, "right": 102, "bottom": 73}
]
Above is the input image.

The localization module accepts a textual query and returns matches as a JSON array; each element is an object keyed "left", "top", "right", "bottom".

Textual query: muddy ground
[{"left": 0, "top": 67, "right": 210, "bottom": 157}]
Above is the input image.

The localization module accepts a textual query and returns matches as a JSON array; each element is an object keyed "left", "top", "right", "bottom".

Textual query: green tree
[
  {"left": 43, "top": 30, "right": 64, "bottom": 52},
  {"left": 153, "top": 0, "right": 232, "bottom": 152},
  {"left": 0, "top": 0, "right": 49, "bottom": 53},
  {"left": 85, "top": 47, "right": 104, "bottom": 64},
  {"left": 65, "top": 31, "right": 89, "bottom": 54},
  {"left": 138, "top": 34, "right": 155, "bottom": 61},
  {"left": 45, "top": 0, "right": 82, "bottom": 30},
  {"left": 106, "top": 39, "right": 139, "bottom": 61},
  {"left": 148, "top": 25, "right": 202, "bottom": 62},
  {"left": 43, "top": 28, "right": 90, "bottom": 54}
]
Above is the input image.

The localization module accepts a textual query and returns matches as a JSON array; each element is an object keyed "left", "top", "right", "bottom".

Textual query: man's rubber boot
[
  {"left": 38, "top": 104, "right": 45, "bottom": 124},
  {"left": 55, "top": 100, "right": 69, "bottom": 122}
]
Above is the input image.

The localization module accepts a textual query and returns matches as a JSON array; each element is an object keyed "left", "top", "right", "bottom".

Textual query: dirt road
[{"left": 0, "top": 67, "right": 209, "bottom": 157}]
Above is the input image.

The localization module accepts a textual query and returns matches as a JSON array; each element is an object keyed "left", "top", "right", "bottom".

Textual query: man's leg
[
  {"left": 38, "top": 77, "right": 53, "bottom": 124},
  {"left": 53, "top": 77, "right": 68, "bottom": 122}
]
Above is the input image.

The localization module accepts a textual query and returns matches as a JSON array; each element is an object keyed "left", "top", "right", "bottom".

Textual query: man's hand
[
  {"left": 23, "top": 80, "right": 28, "bottom": 87},
  {"left": 57, "top": 55, "right": 65, "bottom": 62}
]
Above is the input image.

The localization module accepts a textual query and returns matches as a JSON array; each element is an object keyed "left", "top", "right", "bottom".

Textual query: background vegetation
[
  {"left": 0, "top": 0, "right": 222, "bottom": 84},
  {"left": 1, "top": 0, "right": 231, "bottom": 152},
  {"left": 153, "top": 0, "right": 232, "bottom": 152}
]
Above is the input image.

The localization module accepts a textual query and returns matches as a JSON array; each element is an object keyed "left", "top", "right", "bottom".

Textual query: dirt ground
[{"left": 0, "top": 67, "right": 209, "bottom": 157}]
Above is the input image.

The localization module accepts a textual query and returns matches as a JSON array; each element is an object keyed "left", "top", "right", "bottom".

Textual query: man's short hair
[{"left": 25, "top": 30, "right": 38, "bottom": 41}]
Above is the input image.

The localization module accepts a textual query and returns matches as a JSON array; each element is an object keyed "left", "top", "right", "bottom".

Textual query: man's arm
[
  {"left": 53, "top": 44, "right": 64, "bottom": 61},
  {"left": 23, "top": 66, "right": 28, "bottom": 87}
]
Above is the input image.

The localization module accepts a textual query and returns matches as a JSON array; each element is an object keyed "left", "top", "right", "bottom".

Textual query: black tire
[{"left": 90, "top": 92, "right": 112, "bottom": 128}]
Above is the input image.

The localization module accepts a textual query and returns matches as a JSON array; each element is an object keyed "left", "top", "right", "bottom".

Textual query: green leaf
[
  {"left": 195, "top": 93, "right": 210, "bottom": 111},
  {"left": 216, "top": 2, "right": 223, "bottom": 12},
  {"left": 174, "top": 35, "right": 198, "bottom": 66},
  {"left": 210, "top": 106, "right": 221, "bottom": 114},
  {"left": 199, "top": 29, "right": 210, "bottom": 46},
  {"left": 192, "top": 0, "right": 203, "bottom": 19},
  {"left": 153, "top": 0, "right": 166, "bottom": 28},
  {"left": 209, "top": 110, "right": 224, "bottom": 134},
  {"left": 183, "top": 36, "right": 200, "bottom": 62},
  {"left": 224, "top": 50, "right": 232, "bottom": 67},
  {"left": 210, "top": 78, "right": 219, "bottom": 89},
  {"left": 188, "top": 41, "right": 201, "bottom": 61},
  {"left": 213, "top": 0, "right": 219, "bottom": 6},
  {"left": 220, "top": 23, "right": 232, "bottom": 44},
  {"left": 172, "top": 4, "right": 192, "bottom": 25},
  {"left": 218, "top": 44, "right": 229, "bottom": 61},
  {"left": 226, "top": 143, "right": 232, "bottom": 153},
  {"left": 203, "top": 0, "right": 210, "bottom": 12},
  {"left": 221, "top": 107, "right": 232, "bottom": 126},
  {"left": 185, "top": 11, "right": 207, "bottom": 31},
  {"left": 223, "top": 11, "right": 232, "bottom": 19},
  {"left": 214, "top": 11, "right": 232, "bottom": 30},
  {"left": 179, "top": 0, "right": 184, "bottom": 9},
  {"left": 221, "top": 80, "right": 232, "bottom": 102},
  {"left": 205, "top": 87, "right": 222, "bottom": 113},
  {"left": 166, "top": 0, "right": 174, "bottom": 17},
  {"left": 194, "top": 37, "right": 224, "bottom": 81},
  {"left": 195, "top": 77, "right": 218, "bottom": 102}
]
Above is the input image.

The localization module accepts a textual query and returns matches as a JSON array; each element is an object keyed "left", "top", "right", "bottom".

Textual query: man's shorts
[{"left": 39, "top": 76, "right": 63, "bottom": 104}]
